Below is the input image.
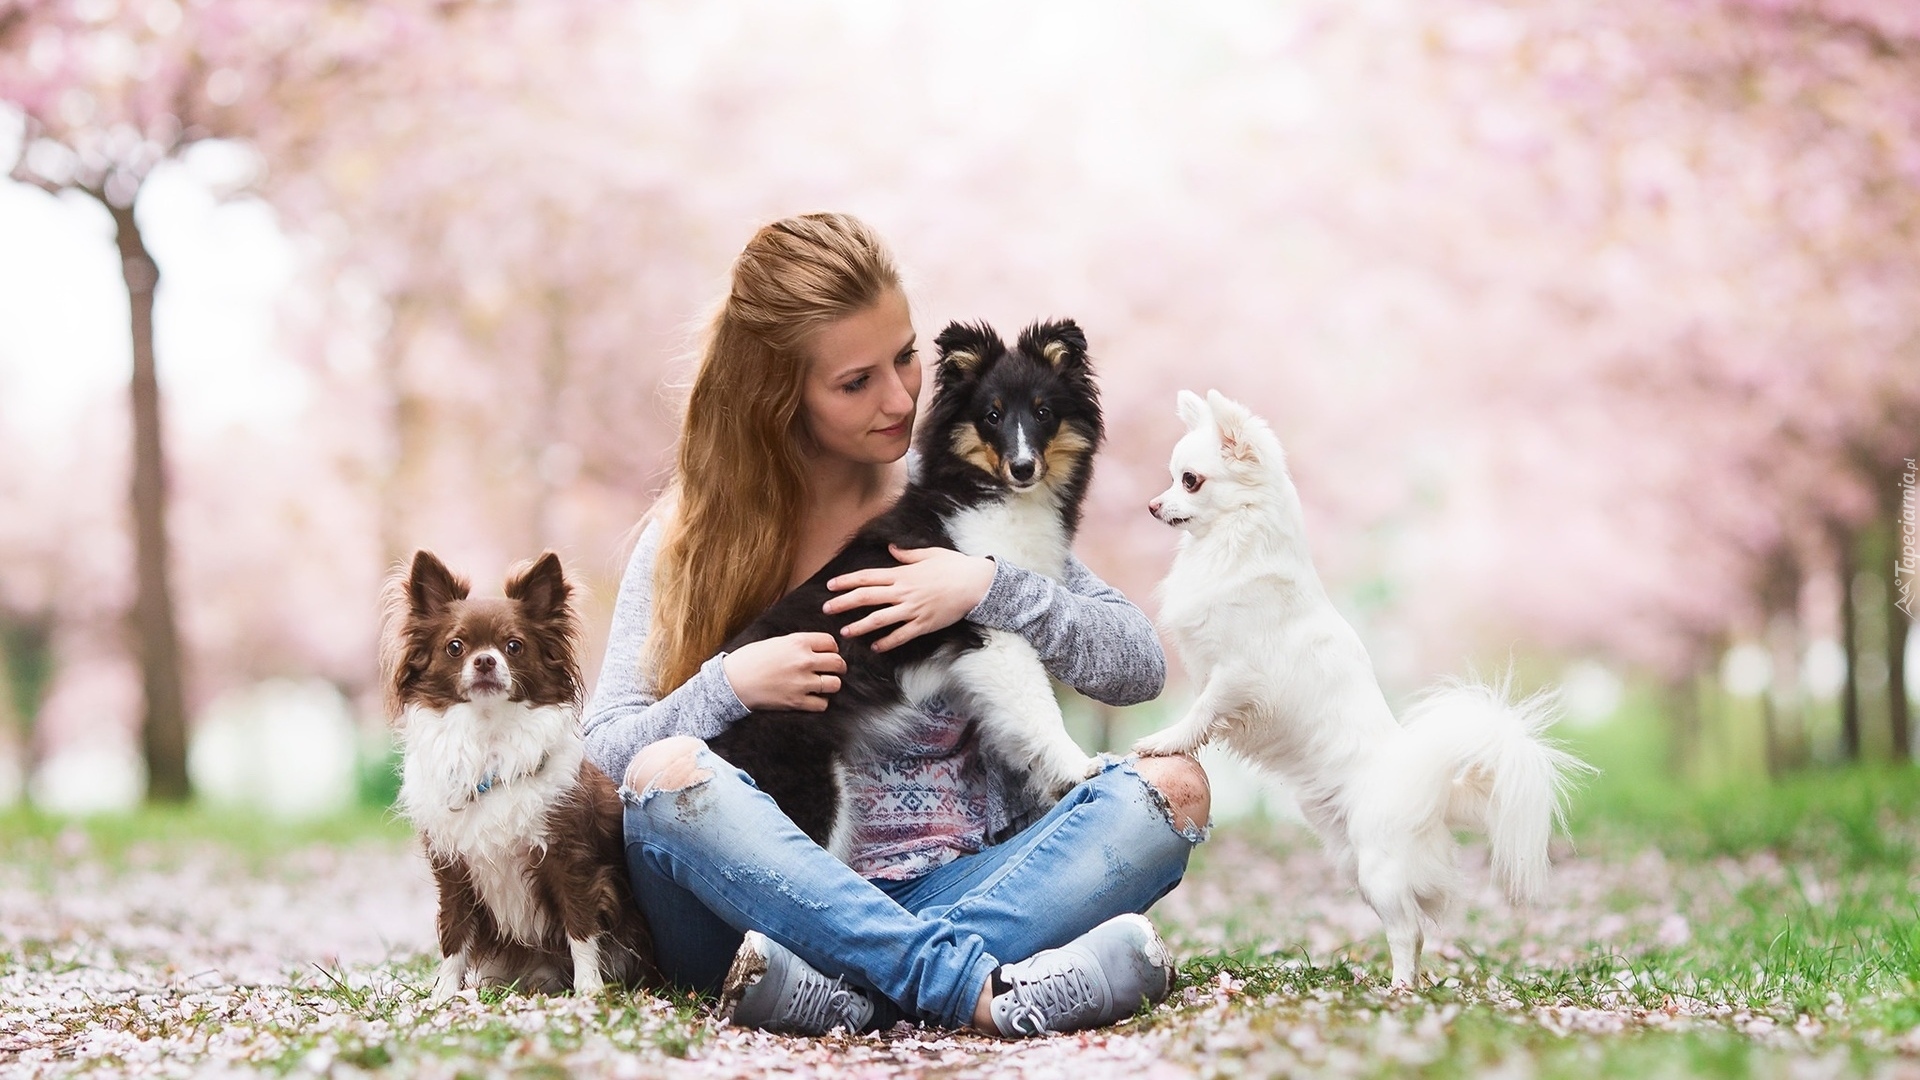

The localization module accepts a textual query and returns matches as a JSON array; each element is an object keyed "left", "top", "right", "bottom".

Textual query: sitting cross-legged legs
[{"left": 621, "top": 736, "right": 1209, "bottom": 1035}]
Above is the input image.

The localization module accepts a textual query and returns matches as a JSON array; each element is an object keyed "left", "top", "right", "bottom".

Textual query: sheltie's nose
[{"left": 1009, "top": 458, "right": 1036, "bottom": 484}]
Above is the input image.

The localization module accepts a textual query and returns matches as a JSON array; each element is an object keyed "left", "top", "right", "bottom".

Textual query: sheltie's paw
[{"left": 1133, "top": 727, "right": 1203, "bottom": 757}]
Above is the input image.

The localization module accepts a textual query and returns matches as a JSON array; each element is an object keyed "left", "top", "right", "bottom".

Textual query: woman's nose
[{"left": 882, "top": 365, "right": 917, "bottom": 416}]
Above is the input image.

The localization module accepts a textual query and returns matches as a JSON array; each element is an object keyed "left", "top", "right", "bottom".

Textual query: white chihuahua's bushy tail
[{"left": 1393, "top": 676, "right": 1596, "bottom": 904}]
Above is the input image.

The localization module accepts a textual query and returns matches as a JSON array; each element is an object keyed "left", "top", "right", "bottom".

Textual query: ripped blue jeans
[{"left": 621, "top": 749, "right": 1206, "bottom": 1029}]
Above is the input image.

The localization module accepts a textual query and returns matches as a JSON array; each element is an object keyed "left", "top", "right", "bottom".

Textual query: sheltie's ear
[
  {"left": 407, "top": 550, "right": 469, "bottom": 616},
  {"left": 505, "top": 551, "right": 571, "bottom": 623},
  {"left": 1017, "top": 319, "right": 1087, "bottom": 370},
  {"left": 934, "top": 321, "right": 1004, "bottom": 381},
  {"left": 1176, "top": 390, "right": 1210, "bottom": 432}
]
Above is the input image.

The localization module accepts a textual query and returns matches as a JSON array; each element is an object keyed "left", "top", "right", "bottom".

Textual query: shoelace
[
  {"left": 1002, "top": 964, "right": 1100, "bottom": 1035},
  {"left": 783, "top": 973, "right": 865, "bottom": 1033}
]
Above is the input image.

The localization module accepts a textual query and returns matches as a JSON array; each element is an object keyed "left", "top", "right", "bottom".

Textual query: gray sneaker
[
  {"left": 720, "top": 931, "right": 876, "bottom": 1035},
  {"left": 988, "top": 913, "right": 1175, "bottom": 1037}
]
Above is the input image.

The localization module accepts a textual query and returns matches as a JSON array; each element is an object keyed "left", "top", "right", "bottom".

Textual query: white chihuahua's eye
[
  {"left": 446, "top": 639, "right": 465, "bottom": 658},
  {"left": 505, "top": 639, "right": 524, "bottom": 656},
  {"left": 1182, "top": 472, "right": 1203, "bottom": 493}
]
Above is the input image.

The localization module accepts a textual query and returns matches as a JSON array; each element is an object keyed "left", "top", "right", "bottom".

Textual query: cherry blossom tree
[{"left": 0, "top": 0, "right": 493, "bottom": 799}]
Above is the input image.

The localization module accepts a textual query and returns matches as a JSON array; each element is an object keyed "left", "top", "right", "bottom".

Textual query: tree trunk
[
  {"left": 375, "top": 295, "right": 429, "bottom": 571},
  {"left": 1838, "top": 532, "right": 1861, "bottom": 762},
  {"left": 107, "top": 197, "right": 191, "bottom": 803},
  {"left": 1667, "top": 676, "right": 1700, "bottom": 779}
]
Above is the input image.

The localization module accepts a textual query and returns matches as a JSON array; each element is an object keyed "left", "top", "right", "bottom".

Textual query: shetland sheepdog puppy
[
  {"left": 708, "top": 318, "right": 1103, "bottom": 855},
  {"left": 1137, "top": 390, "right": 1594, "bottom": 988},
  {"left": 383, "top": 551, "right": 657, "bottom": 1000}
]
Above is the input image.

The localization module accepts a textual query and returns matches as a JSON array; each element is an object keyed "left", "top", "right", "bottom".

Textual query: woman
[{"left": 584, "top": 213, "right": 1210, "bottom": 1037}]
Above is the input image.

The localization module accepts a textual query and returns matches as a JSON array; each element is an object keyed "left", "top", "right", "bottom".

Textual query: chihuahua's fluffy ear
[
  {"left": 1206, "top": 390, "right": 1262, "bottom": 465},
  {"left": 1176, "top": 389, "right": 1210, "bottom": 432},
  {"left": 505, "top": 551, "right": 570, "bottom": 622},
  {"left": 408, "top": 550, "right": 469, "bottom": 616}
]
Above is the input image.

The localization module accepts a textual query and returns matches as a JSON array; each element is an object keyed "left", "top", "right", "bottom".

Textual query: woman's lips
[{"left": 875, "top": 420, "right": 909, "bottom": 437}]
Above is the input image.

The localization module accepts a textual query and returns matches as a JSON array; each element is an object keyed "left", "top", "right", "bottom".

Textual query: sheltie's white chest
[{"left": 945, "top": 490, "right": 1069, "bottom": 581}]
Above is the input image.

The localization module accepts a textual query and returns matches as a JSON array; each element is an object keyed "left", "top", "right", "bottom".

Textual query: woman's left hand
[{"left": 824, "top": 545, "right": 996, "bottom": 652}]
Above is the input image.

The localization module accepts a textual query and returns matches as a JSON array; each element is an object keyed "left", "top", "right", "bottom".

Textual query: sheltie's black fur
[{"left": 707, "top": 318, "right": 1103, "bottom": 847}]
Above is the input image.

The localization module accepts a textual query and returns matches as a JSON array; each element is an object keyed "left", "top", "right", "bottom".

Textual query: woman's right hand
[{"left": 721, "top": 632, "right": 846, "bottom": 712}]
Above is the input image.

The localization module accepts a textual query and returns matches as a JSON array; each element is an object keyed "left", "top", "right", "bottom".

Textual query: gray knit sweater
[{"left": 582, "top": 518, "right": 1166, "bottom": 869}]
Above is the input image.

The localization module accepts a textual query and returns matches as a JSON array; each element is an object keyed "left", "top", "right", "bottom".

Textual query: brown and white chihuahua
[{"left": 382, "top": 550, "right": 656, "bottom": 1000}]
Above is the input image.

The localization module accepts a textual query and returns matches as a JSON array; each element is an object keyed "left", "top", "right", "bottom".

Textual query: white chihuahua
[{"left": 1137, "top": 389, "right": 1593, "bottom": 988}]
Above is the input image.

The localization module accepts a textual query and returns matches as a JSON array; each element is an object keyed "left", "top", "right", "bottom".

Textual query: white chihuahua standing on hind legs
[{"left": 1136, "top": 388, "right": 1594, "bottom": 989}]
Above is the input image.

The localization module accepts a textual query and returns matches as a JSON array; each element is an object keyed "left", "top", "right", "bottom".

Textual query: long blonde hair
[{"left": 646, "top": 213, "right": 900, "bottom": 693}]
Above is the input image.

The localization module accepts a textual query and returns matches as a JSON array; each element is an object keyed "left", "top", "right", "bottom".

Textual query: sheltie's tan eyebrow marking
[{"left": 952, "top": 424, "right": 1002, "bottom": 476}]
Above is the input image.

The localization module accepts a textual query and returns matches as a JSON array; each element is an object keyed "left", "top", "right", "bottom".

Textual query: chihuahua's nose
[
  {"left": 1010, "top": 458, "right": 1036, "bottom": 484},
  {"left": 1148, "top": 498, "right": 1163, "bottom": 519},
  {"left": 473, "top": 654, "right": 497, "bottom": 675}
]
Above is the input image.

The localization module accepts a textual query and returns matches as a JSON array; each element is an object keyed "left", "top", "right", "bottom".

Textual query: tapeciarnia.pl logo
[{"left": 1899, "top": 458, "right": 1917, "bottom": 619}]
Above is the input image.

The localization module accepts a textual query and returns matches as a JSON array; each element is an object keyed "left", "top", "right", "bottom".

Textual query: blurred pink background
[{"left": 0, "top": 0, "right": 1914, "bottom": 811}]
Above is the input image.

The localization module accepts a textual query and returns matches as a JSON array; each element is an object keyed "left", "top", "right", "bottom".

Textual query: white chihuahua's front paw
[{"left": 1134, "top": 726, "right": 1204, "bottom": 757}]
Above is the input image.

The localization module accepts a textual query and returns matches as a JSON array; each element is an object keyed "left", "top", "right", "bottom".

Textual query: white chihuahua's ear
[
  {"left": 1206, "top": 390, "right": 1260, "bottom": 464},
  {"left": 1176, "top": 390, "right": 1209, "bottom": 431}
]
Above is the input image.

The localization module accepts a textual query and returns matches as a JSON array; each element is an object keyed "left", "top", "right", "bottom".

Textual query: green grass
[
  {"left": 1150, "top": 697, "right": 1920, "bottom": 1078},
  {"left": 6, "top": 701, "right": 1919, "bottom": 1076},
  {"left": 0, "top": 799, "right": 411, "bottom": 868}
]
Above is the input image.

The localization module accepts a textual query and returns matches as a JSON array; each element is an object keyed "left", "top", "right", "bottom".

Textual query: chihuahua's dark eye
[
  {"left": 985, "top": 409, "right": 1002, "bottom": 427},
  {"left": 1182, "top": 472, "right": 1203, "bottom": 493},
  {"left": 446, "top": 639, "right": 465, "bottom": 658},
  {"left": 505, "top": 639, "right": 524, "bottom": 656}
]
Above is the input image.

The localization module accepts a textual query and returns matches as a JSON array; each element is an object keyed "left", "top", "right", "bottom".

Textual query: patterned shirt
[{"left": 840, "top": 696, "right": 993, "bottom": 879}]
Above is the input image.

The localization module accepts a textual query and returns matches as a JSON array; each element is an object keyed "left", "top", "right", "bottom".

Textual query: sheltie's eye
[
  {"left": 1034, "top": 404, "right": 1052, "bottom": 422},
  {"left": 446, "top": 639, "right": 465, "bottom": 658},
  {"left": 1181, "top": 472, "right": 1203, "bottom": 493},
  {"left": 985, "top": 408, "right": 1002, "bottom": 427},
  {"left": 505, "top": 639, "right": 524, "bottom": 656}
]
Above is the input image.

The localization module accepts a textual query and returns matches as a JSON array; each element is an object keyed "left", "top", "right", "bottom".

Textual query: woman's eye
[
  {"left": 895, "top": 350, "right": 916, "bottom": 366},
  {"left": 446, "top": 639, "right": 465, "bottom": 658},
  {"left": 506, "top": 639, "right": 524, "bottom": 656},
  {"left": 1182, "top": 472, "right": 1202, "bottom": 493},
  {"left": 842, "top": 375, "right": 870, "bottom": 394},
  {"left": 985, "top": 409, "right": 1002, "bottom": 426}
]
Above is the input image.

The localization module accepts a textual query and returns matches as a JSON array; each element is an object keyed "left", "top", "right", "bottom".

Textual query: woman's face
[{"left": 798, "top": 286, "right": 921, "bottom": 466}]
